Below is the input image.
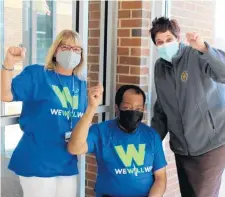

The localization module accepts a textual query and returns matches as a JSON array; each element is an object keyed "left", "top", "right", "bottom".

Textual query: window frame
[{"left": 148, "top": 0, "right": 169, "bottom": 124}]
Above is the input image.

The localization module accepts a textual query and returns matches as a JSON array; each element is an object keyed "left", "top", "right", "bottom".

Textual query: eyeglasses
[{"left": 59, "top": 44, "right": 83, "bottom": 54}]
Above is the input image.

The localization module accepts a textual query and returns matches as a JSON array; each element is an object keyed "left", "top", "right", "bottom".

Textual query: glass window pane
[
  {"left": 35, "top": 0, "right": 53, "bottom": 64},
  {"left": 4, "top": 0, "right": 23, "bottom": 115},
  {"left": 56, "top": 1, "right": 72, "bottom": 34},
  {"left": 4, "top": 125, "right": 23, "bottom": 158}
]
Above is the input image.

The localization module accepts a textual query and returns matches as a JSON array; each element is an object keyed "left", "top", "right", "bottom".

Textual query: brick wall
[
  {"left": 117, "top": 0, "right": 151, "bottom": 124},
  {"left": 171, "top": 0, "right": 215, "bottom": 44}
]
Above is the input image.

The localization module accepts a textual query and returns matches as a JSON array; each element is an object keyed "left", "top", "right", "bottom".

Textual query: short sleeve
[
  {"left": 152, "top": 132, "right": 167, "bottom": 172},
  {"left": 11, "top": 66, "right": 34, "bottom": 102},
  {"left": 80, "top": 80, "right": 88, "bottom": 112},
  {"left": 87, "top": 124, "right": 100, "bottom": 154}
]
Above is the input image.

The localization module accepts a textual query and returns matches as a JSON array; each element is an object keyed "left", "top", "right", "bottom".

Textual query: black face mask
[{"left": 118, "top": 110, "right": 143, "bottom": 133}]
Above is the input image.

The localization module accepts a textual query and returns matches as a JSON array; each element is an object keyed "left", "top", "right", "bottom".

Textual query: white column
[{"left": 76, "top": 1, "right": 89, "bottom": 197}]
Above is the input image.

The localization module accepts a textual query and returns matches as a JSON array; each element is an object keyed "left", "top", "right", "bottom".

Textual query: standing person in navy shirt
[
  {"left": 1, "top": 30, "right": 99, "bottom": 197},
  {"left": 68, "top": 85, "right": 167, "bottom": 197}
]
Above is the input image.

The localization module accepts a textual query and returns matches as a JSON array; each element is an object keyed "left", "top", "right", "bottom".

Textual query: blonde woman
[{"left": 1, "top": 30, "right": 98, "bottom": 197}]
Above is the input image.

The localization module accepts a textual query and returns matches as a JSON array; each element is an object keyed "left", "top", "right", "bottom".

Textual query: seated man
[{"left": 68, "top": 84, "right": 167, "bottom": 197}]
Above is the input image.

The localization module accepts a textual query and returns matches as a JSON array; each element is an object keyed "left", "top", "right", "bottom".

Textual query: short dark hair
[
  {"left": 149, "top": 17, "right": 180, "bottom": 44},
  {"left": 115, "top": 85, "right": 146, "bottom": 107}
]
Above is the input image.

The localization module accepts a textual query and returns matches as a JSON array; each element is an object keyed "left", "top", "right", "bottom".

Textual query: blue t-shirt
[
  {"left": 87, "top": 119, "right": 167, "bottom": 197},
  {"left": 8, "top": 64, "right": 87, "bottom": 177}
]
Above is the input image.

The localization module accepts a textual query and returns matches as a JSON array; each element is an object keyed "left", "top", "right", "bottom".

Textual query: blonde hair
[{"left": 45, "top": 30, "right": 85, "bottom": 79}]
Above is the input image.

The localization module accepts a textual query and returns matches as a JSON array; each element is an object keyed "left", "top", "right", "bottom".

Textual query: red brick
[
  {"left": 117, "top": 65, "right": 130, "bottom": 74},
  {"left": 130, "top": 66, "right": 149, "bottom": 75},
  {"left": 89, "top": 20, "right": 100, "bottom": 29},
  {"left": 120, "top": 38, "right": 141, "bottom": 46},
  {"left": 119, "top": 56, "right": 147, "bottom": 65},
  {"left": 118, "top": 29, "right": 130, "bottom": 37},
  {"left": 86, "top": 172, "right": 97, "bottom": 181},
  {"left": 90, "top": 47, "right": 100, "bottom": 54},
  {"left": 119, "top": 75, "right": 140, "bottom": 84},
  {"left": 131, "top": 29, "right": 150, "bottom": 37},
  {"left": 87, "top": 180, "right": 95, "bottom": 188},
  {"left": 121, "top": 1, "right": 142, "bottom": 9},
  {"left": 131, "top": 48, "right": 150, "bottom": 56},
  {"left": 121, "top": 19, "right": 143, "bottom": 28},
  {"left": 88, "top": 55, "right": 99, "bottom": 63},
  {"left": 90, "top": 64, "right": 99, "bottom": 72},
  {"left": 89, "top": 2, "right": 101, "bottom": 12},
  {"left": 118, "top": 47, "right": 129, "bottom": 55},
  {"left": 87, "top": 164, "right": 97, "bottom": 173},
  {"left": 89, "top": 11, "right": 100, "bottom": 19},
  {"left": 118, "top": 10, "right": 131, "bottom": 18},
  {"left": 132, "top": 10, "right": 151, "bottom": 18},
  {"left": 121, "top": 38, "right": 148, "bottom": 47},
  {"left": 89, "top": 29, "right": 100, "bottom": 37},
  {"left": 86, "top": 155, "right": 97, "bottom": 165},
  {"left": 88, "top": 38, "right": 99, "bottom": 46},
  {"left": 85, "top": 187, "right": 95, "bottom": 196},
  {"left": 89, "top": 72, "right": 99, "bottom": 81},
  {"left": 119, "top": 56, "right": 139, "bottom": 65}
]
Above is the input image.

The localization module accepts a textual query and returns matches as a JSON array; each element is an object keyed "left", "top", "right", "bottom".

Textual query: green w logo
[
  {"left": 115, "top": 144, "right": 146, "bottom": 167},
  {"left": 52, "top": 85, "right": 78, "bottom": 109}
]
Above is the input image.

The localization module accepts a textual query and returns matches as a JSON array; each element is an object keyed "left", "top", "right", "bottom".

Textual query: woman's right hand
[
  {"left": 88, "top": 83, "right": 104, "bottom": 108},
  {"left": 4, "top": 46, "right": 26, "bottom": 68}
]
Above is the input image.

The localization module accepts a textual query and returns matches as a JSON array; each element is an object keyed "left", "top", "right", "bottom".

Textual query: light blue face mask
[
  {"left": 56, "top": 50, "right": 81, "bottom": 70},
  {"left": 157, "top": 41, "right": 179, "bottom": 62}
]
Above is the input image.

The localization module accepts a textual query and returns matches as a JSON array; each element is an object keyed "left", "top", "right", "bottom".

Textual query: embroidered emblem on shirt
[{"left": 181, "top": 71, "right": 188, "bottom": 82}]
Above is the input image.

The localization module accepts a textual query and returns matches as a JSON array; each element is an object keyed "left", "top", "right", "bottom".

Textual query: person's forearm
[
  {"left": 148, "top": 180, "right": 166, "bottom": 197},
  {"left": 68, "top": 105, "right": 96, "bottom": 154},
  {"left": 201, "top": 43, "right": 225, "bottom": 82},
  {"left": 1, "top": 60, "right": 14, "bottom": 102}
]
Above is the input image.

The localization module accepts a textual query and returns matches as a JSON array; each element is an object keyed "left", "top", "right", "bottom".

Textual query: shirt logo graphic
[
  {"left": 52, "top": 85, "right": 78, "bottom": 109},
  {"left": 115, "top": 144, "right": 146, "bottom": 167},
  {"left": 181, "top": 71, "right": 188, "bottom": 82}
]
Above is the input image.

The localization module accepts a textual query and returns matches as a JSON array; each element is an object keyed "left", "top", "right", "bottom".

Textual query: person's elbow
[
  {"left": 1, "top": 91, "right": 13, "bottom": 102},
  {"left": 67, "top": 141, "right": 88, "bottom": 155}
]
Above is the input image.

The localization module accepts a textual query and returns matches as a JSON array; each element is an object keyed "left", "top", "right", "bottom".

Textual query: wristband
[{"left": 1, "top": 64, "right": 14, "bottom": 71}]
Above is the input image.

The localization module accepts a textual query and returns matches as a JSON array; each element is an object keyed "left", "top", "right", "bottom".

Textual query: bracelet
[{"left": 1, "top": 64, "right": 14, "bottom": 71}]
